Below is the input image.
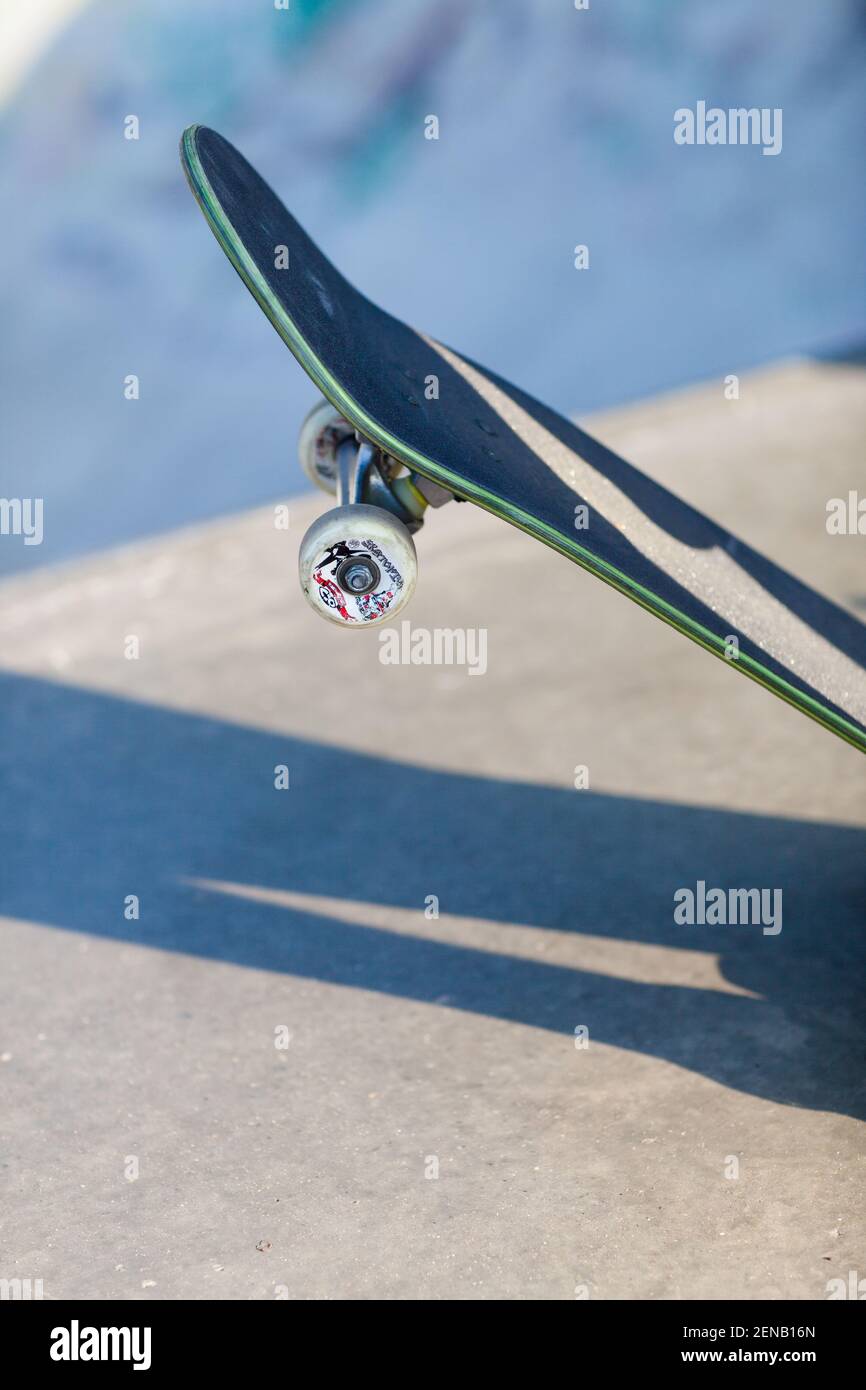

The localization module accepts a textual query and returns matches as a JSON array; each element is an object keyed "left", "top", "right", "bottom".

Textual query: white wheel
[
  {"left": 298, "top": 504, "right": 417, "bottom": 627},
  {"left": 298, "top": 398, "right": 353, "bottom": 494}
]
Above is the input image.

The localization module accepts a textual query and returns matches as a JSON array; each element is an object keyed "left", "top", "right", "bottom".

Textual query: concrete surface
[{"left": 1, "top": 359, "right": 864, "bottom": 1300}]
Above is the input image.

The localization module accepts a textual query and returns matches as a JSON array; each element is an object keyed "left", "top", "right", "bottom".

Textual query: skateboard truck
[{"left": 297, "top": 398, "right": 452, "bottom": 627}]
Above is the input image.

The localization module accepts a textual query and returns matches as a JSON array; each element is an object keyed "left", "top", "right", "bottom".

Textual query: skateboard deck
[{"left": 181, "top": 125, "right": 866, "bottom": 754}]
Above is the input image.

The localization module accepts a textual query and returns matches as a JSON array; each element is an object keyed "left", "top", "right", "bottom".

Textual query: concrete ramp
[{"left": 1, "top": 360, "right": 864, "bottom": 1299}]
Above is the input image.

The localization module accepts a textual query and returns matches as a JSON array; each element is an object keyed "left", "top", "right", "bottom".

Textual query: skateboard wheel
[
  {"left": 298, "top": 398, "right": 354, "bottom": 494},
  {"left": 298, "top": 504, "right": 417, "bottom": 627}
]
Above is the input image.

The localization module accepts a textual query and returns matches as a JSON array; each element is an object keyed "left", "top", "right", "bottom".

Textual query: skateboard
[{"left": 181, "top": 125, "right": 866, "bottom": 754}]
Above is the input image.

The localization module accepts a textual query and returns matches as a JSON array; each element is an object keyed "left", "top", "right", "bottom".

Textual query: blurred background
[{"left": 1, "top": 0, "right": 865, "bottom": 575}]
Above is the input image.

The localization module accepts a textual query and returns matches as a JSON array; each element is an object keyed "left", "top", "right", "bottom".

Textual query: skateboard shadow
[{"left": 2, "top": 670, "right": 864, "bottom": 1120}]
